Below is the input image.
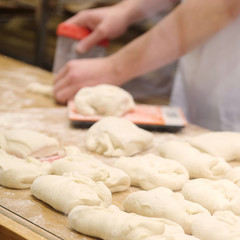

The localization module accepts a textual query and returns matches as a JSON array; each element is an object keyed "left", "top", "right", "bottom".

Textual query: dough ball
[
  {"left": 181, "top": 178, "right": 240, "bottom": 215},
  {"left": 31, "top": 174, "right": 112, "bottom": 214},
  {"left": 74, "top": 84, "right": 135, "bottom": 116},
  {"left": 86, "top": 116, "right": 153, "bottom": 157},
  {"left": 114, "top": 153, "right": 189, "bottom": 191},
  {"left": 188, "top": 131, "right": 240, "bottom": 161},
  {"left": 123, "top": 187, "right": 210, "bottom": 234},
  {"left": 0, "top": 128, "right": 59, "bottom": 158},
  {"left": 158, "top": 140, "right": 231, "bottom": 179},
  {"left": 0, "top": 149, "right": 52, "bottom": 189}
]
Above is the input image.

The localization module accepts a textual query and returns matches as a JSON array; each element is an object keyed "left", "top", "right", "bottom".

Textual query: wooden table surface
[{"left": 0, "top": 55, "right": 210, "bottom": 240}]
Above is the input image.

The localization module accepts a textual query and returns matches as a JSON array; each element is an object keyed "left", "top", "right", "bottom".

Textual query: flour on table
[
  {"left": 86, "top": 116, "right": 153, "bottom": 157},
  {"left": 181, "top": 178, "right": 240, "bottom": 215},
  {"left": 0, "top": 149, "right": 51, "bottom": 189},
  {"left": 114, "top": 153, "right": 189, "bottom": 191},
  {"left": 52, "top": 153, "right": 130, "bottom": 193},
  {"left": 74, "top": 84, "right": 135, "bottom": 116},
  {"left": 123, "top": 187, "right": 210, "bottom": 234},
  {"left": 68, "top": 205, "right": 199, "bottom": 240},
  {"left": 31, "top": 174, "right": 112, "bottom": 214},
  {"left": 158, "top": 140, "right": 231, "bottom": 179},
  {"left": 0, "top": 128, "right": 59, "bottom": 158},
  {"left": 188, "top": 131, "right": 240, "bottom": 161}
]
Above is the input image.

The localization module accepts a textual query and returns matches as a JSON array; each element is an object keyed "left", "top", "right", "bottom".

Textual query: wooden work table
[{"left": 0, "top": 55, "right": 210, "bottom": 240}]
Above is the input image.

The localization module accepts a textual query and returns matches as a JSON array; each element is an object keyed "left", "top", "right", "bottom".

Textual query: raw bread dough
[
  {"left": 191, "top": 211, "right": 240, "bottom": 240},
  {"left": 0, "top": 129, "right": 59, "bottom": 158},
  {"left": 52, "top": 153, "right": 130, "bottom": 193},
  {"left": 27, "top": 82, "right": 53, "bottom": 97},
  {"left": 31, "top": 174, "right": 112, "bottom": 214},
  {"left": 0, "top": 149, "right": 51, "bottom": 189},
  {"left": 123, "top": 187, "right": 210, "bottom": 234},
  {"left": 68, "top": 205, "right": 198, "bottom": 240},
  {"left": 188, "top": 131, "right": 240, "bottom": 161},
  {"left": 158, "top": 140, "right": 231, "bottom": 179},
  {"left": 74, "top": 84, "right": 135, "bottom": 116},
  {"left": 86, "top": 117, "right": 153, "bottom": 157},
  {"left": 114, "top": 153, "right": 189, "bottom": 191},
  {"left": 181, "top": 178, "right": 240, "bottom": 215},
  {"left": 224, "top": 167, "right": 240, "bottom": 187}
]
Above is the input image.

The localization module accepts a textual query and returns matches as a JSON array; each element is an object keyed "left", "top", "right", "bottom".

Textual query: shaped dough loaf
[
  {"left": 224, "top": 167, "right": 240, "bottom": 187},
  {"left": 31, "top": 174, "right": 112, "bottom": 214},
  {"left": 191, "top": 211, "right": 240, "bottom": 240},
  {"left": 188, "top": 131, "right": 240, "bottom": 161},
  {"left": 123, "top": 187, "right": 210, "bottom": 234},
  {"left": 114, "top": 154, "right": 189, "bottom": 191},
  {"left": 181, "top": 179, "right": 240, "bottom": 215},
  {"left": 86, "top": 117, "right": 153, "bottom": 157},
  {"left": 74, "top": 84, "right": 135, "bottom": 116},
  {"left": 0, "top": 149, "right": 51, "bottom": 189},
  {"left": 52, "top": 153, "right": 130, "bottom": 193},
  {"left": 68, "top": 205, "right": 198, "bottom": 240},
  {"left": 158, "top": 141, "right": 231, "bottom": 179},
  {"left": 0, "top": 129, "right": 59, "bottom": 158}
]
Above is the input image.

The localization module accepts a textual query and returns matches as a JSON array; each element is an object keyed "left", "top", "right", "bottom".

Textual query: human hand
[
  {"left": 53, "top": 57, "right": 124, "bottom": 104},
  {"left": 66, "top": 5, "right": 129, "bottom": 53}
]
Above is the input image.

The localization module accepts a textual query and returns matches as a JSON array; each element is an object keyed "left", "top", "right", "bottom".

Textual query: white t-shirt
[{"left": 170, "top": 15, "right": 240, "bottom": 131}]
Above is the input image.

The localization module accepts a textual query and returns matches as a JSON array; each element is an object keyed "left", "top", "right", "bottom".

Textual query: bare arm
[{"left": 109, "top": 0, "right": 240, "bottom": 84}]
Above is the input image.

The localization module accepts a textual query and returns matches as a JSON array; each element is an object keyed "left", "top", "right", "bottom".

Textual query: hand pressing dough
[
  {"left": 0, "top": 149, "right": 51, "bottom": 189},
  {"left": 123, "top": 187, "right": 210, "bottom": 234},
  {"left": 74, "top": 84, "right": 135, "bottom": 116},
  {"left": 68, "top": 205, "right": 198, "bottom": 240},
  {"left": 188, "top": 131, "right": 240, "bottom": 161},
  {"left": 31, "top": 174, "right": 111, "bottom": 214},
  {"left": 52, "top": 153, "right": 130, "bottom": 193},
  {"left": 86, "top": 117, "right": 153, "bottom": 157},
  {"left": 114, "top": 153, "right": 189, "bottom": 191},
  {"left": 181, "top": 178, "right": 240, "bottom": 215},
  {"left": 0, "top": 129, "right": 59, "bottom": 158},
  {"left": 27, "top": 82, "right": 53, "bottom": 97},
  {"left": 191, "top": 211, "right": 240, "bottom": 240},
  {"left": 224, "top": 167, "right": 240, "bottom": 187},
  {"left": 158, "top": 140, "right": 231, "bottom": 179}
]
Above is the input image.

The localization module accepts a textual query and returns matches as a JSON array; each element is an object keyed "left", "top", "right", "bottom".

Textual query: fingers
[{"left": 54, "top": 84, "right": 79, "bottom": 105}]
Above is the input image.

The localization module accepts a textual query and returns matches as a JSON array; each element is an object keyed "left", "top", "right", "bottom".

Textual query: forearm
[
  {"left": 116, "top": 0, "right": 179, "bottom": 25},
  {"left": 109, "top": 0, "right": 240, "bottom": 84}
]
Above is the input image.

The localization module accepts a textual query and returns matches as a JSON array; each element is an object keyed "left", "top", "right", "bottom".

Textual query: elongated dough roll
[
  {"left": 123, "top": 187, "right": 210, "bottom": 234},
  {"left": 68, "top": 205, "right": 198, "bottom": 240},
  {"left": 0, "top": 149, "right": 51, "bottom": 189},
  {"left": 74, "top": 84, "right": 135, "bottom": 116},
  {"left": 31, "top": 175, "right": 112, "bottom": 214},
  {"left": 114, "top": 153, "right": 189, "bottom": 191},
  {"left": 0, "top": 129, "right": 59, "bottom": 158},
  {"left": 191, "top": 211, "right": 240, "bottom": 240},
  {"left": 181, "top": 179, "right": 240, "bottom": 215},
  {"left": 86, "top": 117, "right": 153, "bottom": 157},
  {"left": 188, "top": 131, "right": 240, "bottom": 161},
  {"left": 158, "top": 140, "right": 231, "bottom": 179},
  {"left": 52, "top": 153, "right": 130, "bottom": 193},
  {"left": 224, "top": 166, "right": 240, "bottom": 187}
]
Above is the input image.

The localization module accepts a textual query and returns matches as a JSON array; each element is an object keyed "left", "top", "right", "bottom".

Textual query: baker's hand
[
  {"left": 53, "top": 57, "right": 122, "bottom": 104},
  {"left": 66, "top": 6, "right": 129, "bottom": 53}
]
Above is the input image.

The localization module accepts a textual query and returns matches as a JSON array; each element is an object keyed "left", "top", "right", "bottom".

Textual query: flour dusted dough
[
  {"left": 68, "top": 205, "right": 199, "bottom": 240},
  {"left": 224, "top": 167, "right": 240, "bottom": 187},
  {"left": 86, "top": 117, "right": 153, "bottom": 157},
  {"left": 74, "top": 84, "right": 135, "bottom": 116},
  {"left": 191, "top": 211, "right": 240, "bottom": 240},
  {"left": 114, "top": 154, "right": 189, "bottom": 191},
  {"left": 123, "top": 187, "right": 210, "bottom": 234},
  {"left": 52, "top": 153, "right": 130, "bottom": 193},
  {"left": 181, "top": 179, "right": 240, "bottom": 215},
  {"left": 0, "top": 149, "right": 51, "bottom": 189},
  {"left": 188, "top": 131, "right": 240, "bottom": 161},
  {"left": 158, "top": 140, "right": 231, "bottom": 179},
  {"left": 27, "top": 82, "right": 53, "bottom": 97},
  {"left": 31, "top": 174, "right": 112, "bottom": 214},
  {"left": 0, "top": 129, "right": 59, "bottom": 158}
]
